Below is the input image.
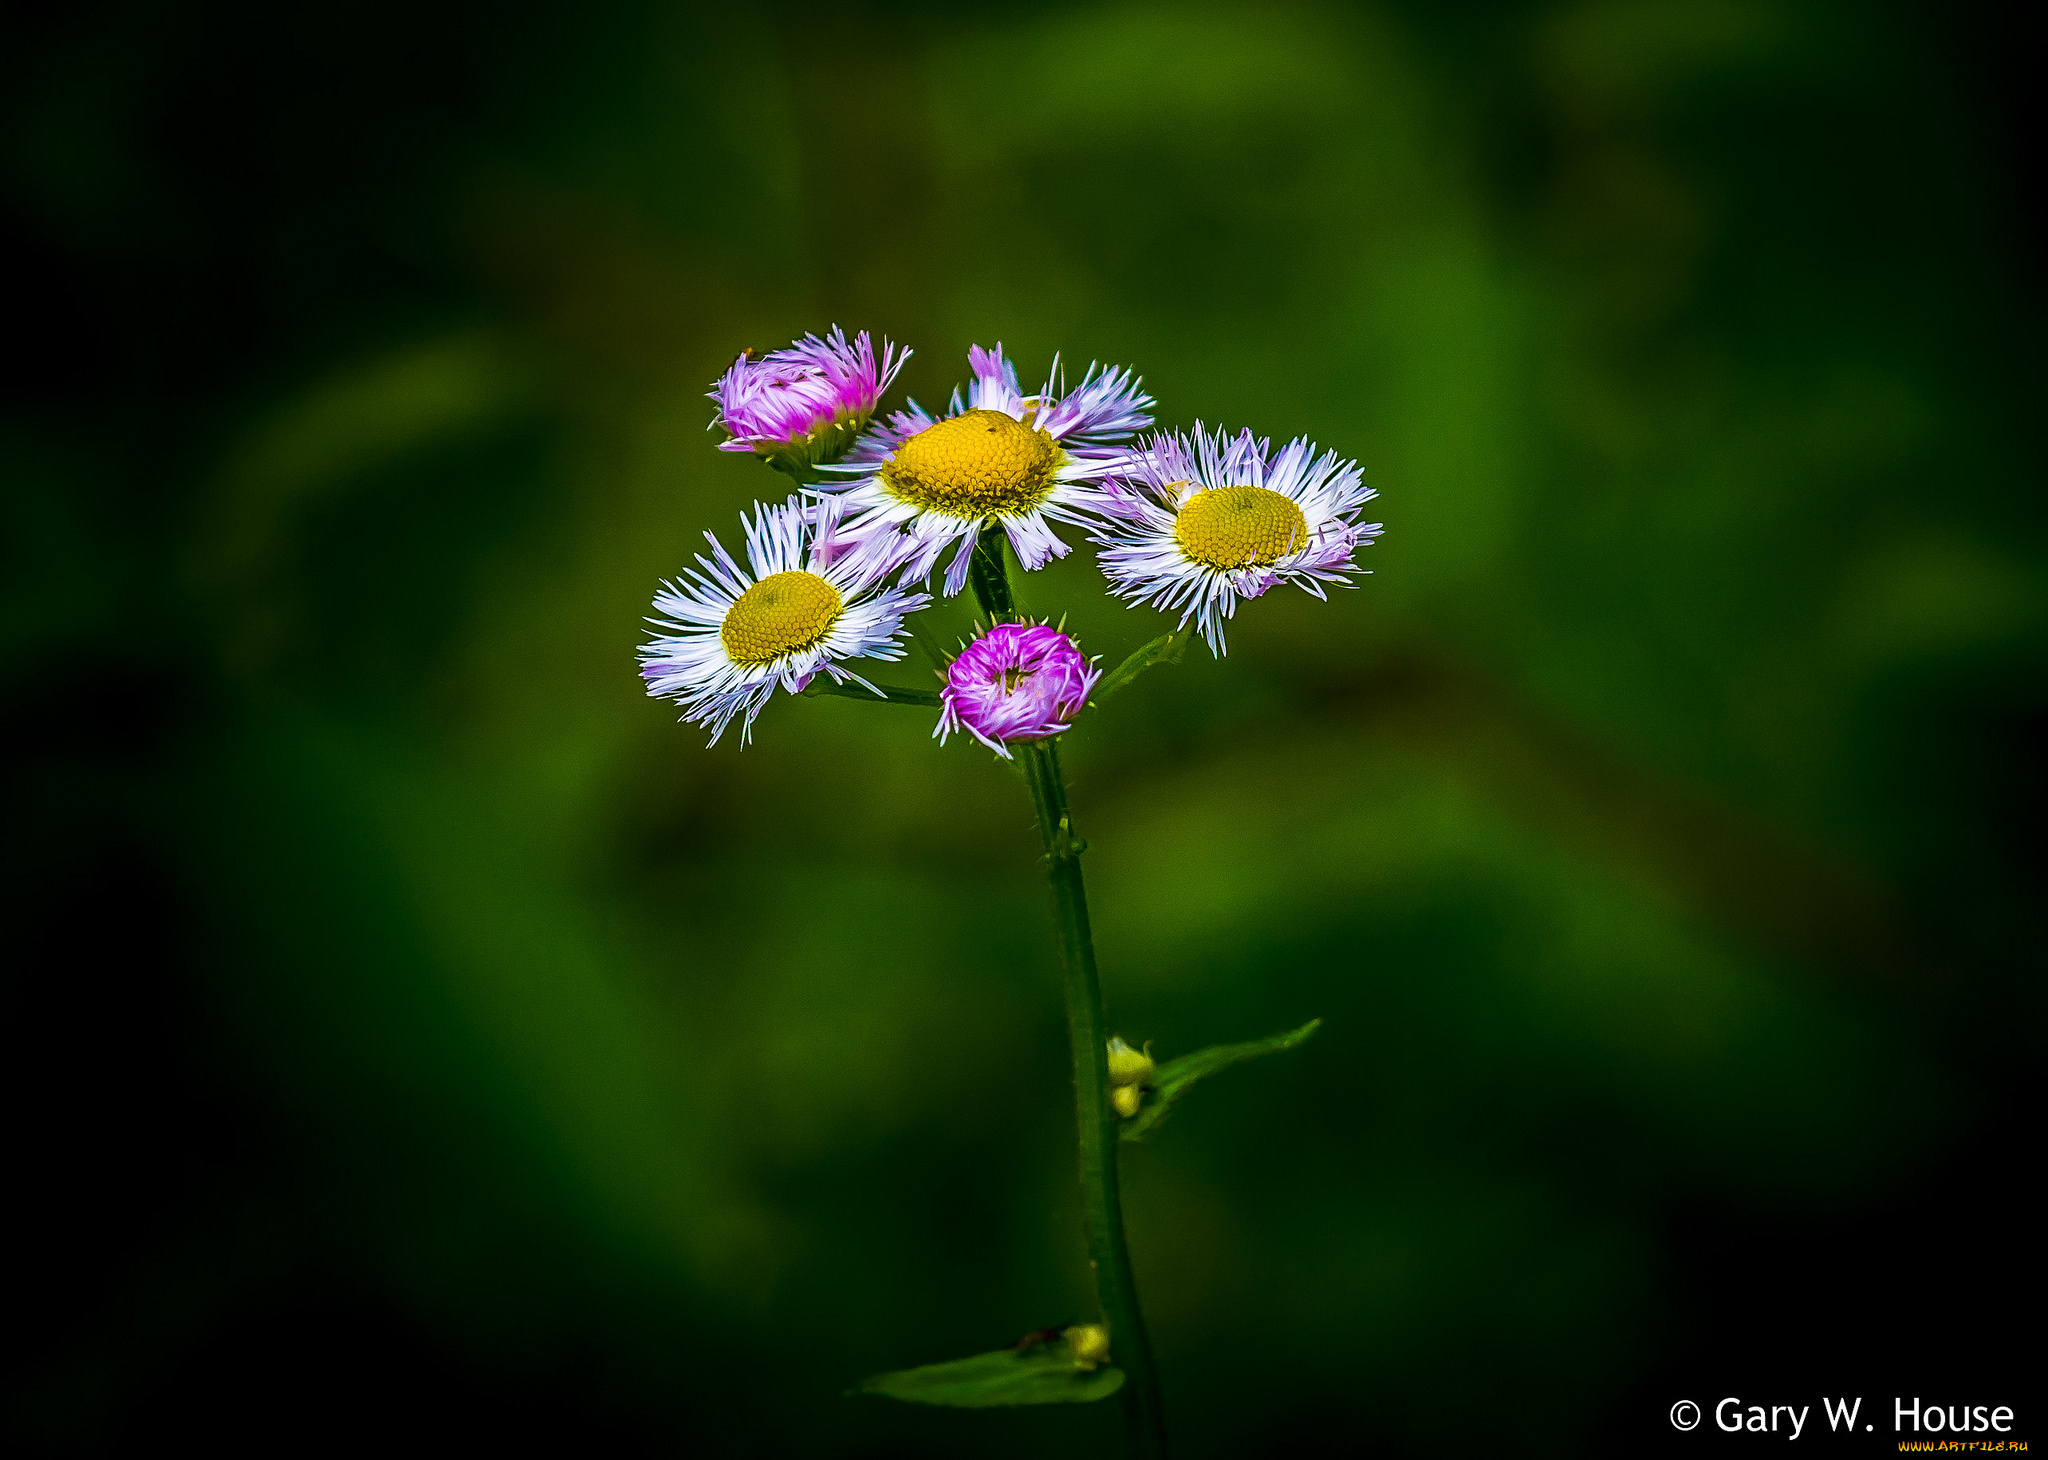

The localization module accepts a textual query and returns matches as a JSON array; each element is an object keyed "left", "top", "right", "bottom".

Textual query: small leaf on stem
[
  {"left": 852, "top": 1342, "right": 1126, "bottom": 1407},
  {"left": 1094, "top": 631, "right": 1187, "bottom": 703},
  {"left": 801, "top": 680, "right": 942, "bottom": 707},
  {"left": 1119, "top": 1018, "right": 1321, "bottom": 1143}
]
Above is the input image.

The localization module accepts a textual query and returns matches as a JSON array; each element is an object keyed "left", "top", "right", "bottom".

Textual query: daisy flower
[
  {"left": 640, "top": 496, "right": 929, "bottom": 746},
  {"left": 710, "top": 327, "right": 908, "bottom": 472},
  {"left": 1091, "top": 424, "right": 1382, "bottom": 654},
  {"left": 936, "top": 622, "right": 1102, "bottom": 758},
  {"left": 819, "top": 344, "right": 1152, "bottom": 596}
]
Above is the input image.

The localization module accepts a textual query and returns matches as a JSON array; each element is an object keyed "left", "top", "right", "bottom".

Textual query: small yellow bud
[
  {"left": 1065, "top": 1323, "right": 1111, "bottom": 1369},
  {"left": 1111, "top": 1084, "right": 1144, "bottom": 1119},
  {"left": 1105, "top": 1036, "right": 1154, "bottom": 1089}
]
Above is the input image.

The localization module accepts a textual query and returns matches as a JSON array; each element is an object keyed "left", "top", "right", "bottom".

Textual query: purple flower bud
[
  {"left": 936, "top": 623, "right": 1101, "bottom": 757},
  {"left": 711, "top": 327, "right": 907, "bottom": 469}
]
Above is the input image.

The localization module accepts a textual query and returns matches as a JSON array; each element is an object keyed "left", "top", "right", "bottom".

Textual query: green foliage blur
[{"left": 4, "top": 0, "right": 2039, "bottom": 1454}]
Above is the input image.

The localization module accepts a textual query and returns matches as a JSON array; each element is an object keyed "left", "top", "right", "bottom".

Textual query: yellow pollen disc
[
  {"left": 881, "top": 408, "right": 1061, "bottom": 519},
  {"left": 1173, "top": 485, "right": 1312, "bottom": 570},
  {"left": 720, "top": 570, "right": 843, "bottom": 668}
]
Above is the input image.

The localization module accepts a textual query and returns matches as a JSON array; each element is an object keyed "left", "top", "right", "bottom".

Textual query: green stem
[
  {"left": 1019, "top": 740, "right": 1167, "bottom": 1460},
  {"left": 968, "top": 523, "right": 1017, "bottom": 620},
  {"left": 768, "top": 457, "right": 829, "bottom": 487},
  {"left": 801, "top": 679, "right": 940, "bottom": 707},
  {"left": 965, "top": 531, "right": 1164, "bottom": 1458}
]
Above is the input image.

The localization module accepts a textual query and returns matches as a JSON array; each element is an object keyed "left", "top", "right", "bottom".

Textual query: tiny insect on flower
[{"left": 1010, "top": 1326, "right": 1065, "bottom": 1354}]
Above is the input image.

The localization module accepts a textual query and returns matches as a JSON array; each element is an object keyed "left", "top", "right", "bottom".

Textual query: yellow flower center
[
  {"left": 881, "top": 408, "right": 1062, "bottom": 519},
  {"left": 1173, "top": 485, "right": 1311, "bottom": 570},
  {"left": 720, "top": 570, "right": 843, "bottom": 668}
]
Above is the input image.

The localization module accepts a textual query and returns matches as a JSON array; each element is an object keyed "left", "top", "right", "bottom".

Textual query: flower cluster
[{"left": 645, "top": 326, "right": 1382, "bottom": 749}]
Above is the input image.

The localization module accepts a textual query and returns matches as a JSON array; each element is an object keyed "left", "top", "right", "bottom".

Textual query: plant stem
[
  {"left": 802, "top": 679, "right": 941, "bottom": 707},
  {"left": 965, "top": 525, "right": 1165, "bottom": 1458},
  {"left": 769, "top": 457, "right": 828, "bottom": 487},
  {"left": 1019, "top": 739, "right": 1167, "bottom": 1460},
  {"left": 969, "top": 523, "right": 1017, "bottom": 620}
]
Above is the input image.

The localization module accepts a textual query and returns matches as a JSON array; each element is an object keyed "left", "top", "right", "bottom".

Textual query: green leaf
[
  {"left": 802, "top": 679, "right": 942, "bottom": 708},
  {"left": 852, "top": 1345, "right": 1126, "bottom": 1408},
  {"left": 1119, "top": 1018, "right": 1321, "bottom": 1143},
  {"left": 1093, "top": 630, "right": 1187, "bottom": 702}
]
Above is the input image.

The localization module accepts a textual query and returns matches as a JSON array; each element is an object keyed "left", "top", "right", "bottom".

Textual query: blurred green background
[{"left": 4, "top": 0, "right": 2040, "bottom": 1454}]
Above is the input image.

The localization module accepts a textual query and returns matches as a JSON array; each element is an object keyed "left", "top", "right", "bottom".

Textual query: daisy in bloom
[
  {"left": 820, "top": 344, "right": 1153, "bottom": 596},
  {"left": 710, "top": 327, "right": 908, "bottom": 472},
  {"left": 936, "top": 622, "right": 1102, "bottom": 758},
  {"left": 641, "top": 496, "right": 928, "bottom": 746},
  {"left": 1092, "top": 423, "right": 1381, "bottom": 654}
]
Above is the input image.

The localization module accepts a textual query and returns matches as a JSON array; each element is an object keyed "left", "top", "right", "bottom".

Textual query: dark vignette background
[{"left": 3, "top": 0, "right": 2040, "bottom": 1455}]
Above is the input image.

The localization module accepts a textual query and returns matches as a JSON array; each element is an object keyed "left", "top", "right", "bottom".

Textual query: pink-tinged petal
[
  {"left": 709, "top": 327, "right": 909, "bottom": 465},
  {"left": 966, "top": 343, "right": 1026, "bottom": 415},
  {"left": 935, "top": 623, "right": 1100, "bottom": 756},
  {"left": 1034, "top": 361, "right": 1153, "bottom": 445}
]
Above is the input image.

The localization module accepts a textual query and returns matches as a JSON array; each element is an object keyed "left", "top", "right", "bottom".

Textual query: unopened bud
[
  {"left": 1065, "top": 1323, "right": 1111, "bottom": 1369},
  {"left": 1105, "top": 1036, "right": 1154, "bottom": 1088},
  {"left": 1111, "top": 1084, "right": 1144, "bottom": 1119},
  {"left": 709, "top": 329, "right": 906, "bottom": 471}
]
